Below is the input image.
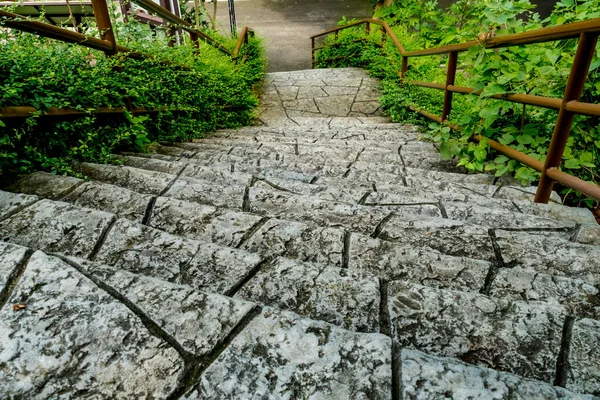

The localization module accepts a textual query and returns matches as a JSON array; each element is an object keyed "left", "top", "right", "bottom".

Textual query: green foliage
[
  {"left": 0, "top": 13, "right": 265, "bottom": 184},
  {"left": 316, "top": 0, "right": 600, "bottom": 207}
]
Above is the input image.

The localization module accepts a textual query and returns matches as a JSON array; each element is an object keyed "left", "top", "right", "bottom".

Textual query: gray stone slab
[
  {"left": 323, "top": 85, "right": 359, "bottom": 96},
  {"left": 0, "top": 199, "right": 114, "bottom": 259},
  {"left": 388, "top": 282, "right": 566, "bottom": 383},
  {"left": 314, "top": 95, "right": 355, "bottom": 116},
  {"left": 577, "top": 224, "right": 600, "bottom": 246},
  {"left": 352, "top": 101, "right": 381, "bottom": 114},
  {"left": 490, "top": 267, "right": 599, "bottom": 318},
  {"left": 164, "top": 177, "right": 245, "bottom": 210},
  {"left": 77, "top": 163, "right": 174, "bottom": 195},
  {"left": 513, "top": 200, "right": 597, "bottom": 225},
  {"left": 115, "top": 154, "right": 186, "bottom": 175},
  {"left": 378, "top": 215, "right": 494, "bottom": 259},
  {"left": 349, "top": 235, "right": 489, "bottom": 292},
  {"left": 0, "top": 190, "right": 38, "bottom": 220},
  {"left": 400, "top": 348, "right": 595, "bottom": 399},
  {"left": 494, "top": 230, "right": 600, "bottom": 284},
  {"left": 184, "top": 308, "right": 392, "bottom": 399},
  {"left": 495, "top": 185, "right": 562, "bottom": 204},
  {"left": 405, "top": 176, "right": 499, "bottom": 198},
  {"left": 241, "top": 218, "right": 345, "bottom": 266},
  {"left": 0, "top": 242, "right": 29, "bottom": 292},
  {"left": 150, "top": 197, "right": 263, "bottom": 247},
  {"left": 252, "top": 178, "right": 366, "bottom": 204},
  {"left": 96, "top": 218, "right": 262, "bottom": 294},
  {"left": 248, "top": 188, "right": 392, "bottom": 233},
  {"left": 63, "top": 181, "right": 152, "bottom": 223},
  {"left": 282, "top": 98, "right": 320, "bottom": 113},
  {"left": 236, "top": 258, "right": 380, "bottom": 332},
  {"left": 0, "top": 251, "right": 183, "bottom": 398},
  {"left": 444, "top": 203, "right": 577, "bottom": 231},
  {"left": 297, "top": 85, "right": 329, "bottom": 99},
  {"left": 147, "top": 143, "right": 195, "bottom": 157},
  {"left": 404, "top": 167, "right": 496, "bottom": 185},
  {"left": 569, "top": 318, "right": 600, "bottom": 395},
  {"left": 78, "top": 260, "right": 256, "bottom": 357},
  {"left": 7, "top": 171, "right": 82, "bottom": 199}
]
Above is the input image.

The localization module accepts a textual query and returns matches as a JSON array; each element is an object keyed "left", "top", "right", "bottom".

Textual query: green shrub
[{"left": 0, "top": 14, "right": 265, "bottom": 183}]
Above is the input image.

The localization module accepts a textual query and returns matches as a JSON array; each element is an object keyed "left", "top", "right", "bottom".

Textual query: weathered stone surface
[
  {"left": 352, "top": 101, "right": 381, "bottom": 114},
  {"left": 236, "top": 258, "right": 380, "bottom": 332},
  {"left": 252, "top": 178, "right": 367, "bottom": 204},
  {"left": 0, "top": 242, "right": 29, "bottom": 291},
  {"left": 444, "top": 203, "right": 577, "bottom": 231},
  {"left": 150, "top": 197, "right": 263, "bottom": 247},
  {"left": 241, "top": 218, "right": 344, "bottom": 266},
  {"left": 0, "top": 199, "right": 114, "bottom": 259},
  {"left": 400, "top": 348, "right": 595, "bottom": 399},
  {"left": 77, "top": 163, "right": 173, "bottom": 195},
  {"left": 404, "top": 166, "right": 495, "bottom": 185},
  {"left": 249, "top": 187, "right": 392, "bottom": 233},
  {"left": 96, "top": 218, "right": 262, "bottom": 294},
  {"left": 184, "top": 308, "right": 392, "bottom": 399},
  {"left": 490, "top": 267, "right": 599, "bottom": 318},
  {"left": 0, "top": 251, "right": 183, "bottom": 398},
  {"left": 378, "top": 215, "right": 494, "bottom": 259},
  {"left": 0, "top": 190, "right": 38, "bottom": 219},
  {"left": 7, "top": 171, "right": 82, "bottom": 199},
  {"left": 568, "top": 318, "right": 600, "bottom": 395},
  {"left": 314, "top": 95, "right": 355, "bottom": 116},
  {"left": 388, "top": 282, "right": 566, "bottom": 382},
  {"left": 78, "top": 260, "right": 256, "bottom": 357},
  {"left": 64, "top": 181, "right": 152, "bottom": 223},
  {"left": 164, "top": 177, "right": 245, "bottom": 210},
  {"left": 494, "top": 230, "right": 600, "bottom": 283},
  {"left": 495, "top": 185, "right": 562, "bottom": 204},
  {"left": 577, "top": 224, "right": 600, "bottom": 246},
  {"left": 513, "top": 200, "right": 597, "bottom": 225},
  {"left": 349, "top": 235, "right": 489, "bottom": 292},
  {"left": 115, "top": 154, "right": 186, "bottom": 175}
]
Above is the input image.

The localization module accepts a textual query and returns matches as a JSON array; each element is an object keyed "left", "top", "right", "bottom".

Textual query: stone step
[
  {"left": 0, "top": 242, "right": 393, "bottom": 399},
  {"left": 5, "top": 175, "right": 599, "bottom": 320}
]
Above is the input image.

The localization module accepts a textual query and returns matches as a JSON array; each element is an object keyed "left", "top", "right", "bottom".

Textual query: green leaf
[
  {"left": 439, "top": 141, "right": 453, "bottom": 160},
  {"left": 563, "top": 158, "right": 580, "bottom": 169}
]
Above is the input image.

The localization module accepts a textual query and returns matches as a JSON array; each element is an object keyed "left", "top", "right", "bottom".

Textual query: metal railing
[
  {"left": 311, "top": 18, "right": 600, "bottom": 204},
  {"left": 0, "top": 0, "right": 254, "bottom": 120}
]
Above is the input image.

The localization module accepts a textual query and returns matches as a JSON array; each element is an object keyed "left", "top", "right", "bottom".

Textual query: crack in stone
[
  {"left": 479, "top": 229, "right": 506, "bottom": 295},
  {"left": 0, "top": 248, "right": 34, "bottom": 310},
  {"left": 54, "top": 180, "right": 86, "bottom": 201},
  {"left": 511, "top": 200, "right": 524, "bottom": 213},
  {"left": 569, "top": 224, "right": 583, "bottom": 242},
  {"left": 235, "top": 217, "right": 270, "bottom": 249},
  {"left": 141, "top": 196, "right": 158, "bottom": 226},
  {"left": 358, "top": 191, "right": 372, "bottom": 205},
  {"left": 242, "top": 187, "right": 251, "bottom": 213},
  {"left": 371, "top": 212, "right": 395, "bottom": 239},
  {"left": 88, "top": 216, "right": 118, "bottom": 262},
  {"left": 379, "top": 279, "right": 391, "bottom": 336},
  {"left": 437, "top": 201, "right": 449, "bottom": 219},
  {"left": 342, "top": 231, "right": 351, "bottom": 269},
  {"left": 553, "top": 316, "right": 575, "bottom": 388},
  {"left": 392, "top": 341, "right": 403, "bottom": 400},
  {"left": 0, "top": 198, "right": 41, "bottom": 224},
  {"left": 159, "top": 165, "right": 188, "bottom": 197},
  {"left": 226, "top": 256, "right": 275, "bottom": 297},
  {"left": 309, "top": 176, "right": 319, "bottom": 185}
]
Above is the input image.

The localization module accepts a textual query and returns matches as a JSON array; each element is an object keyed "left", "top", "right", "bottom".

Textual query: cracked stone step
[
  {"left": 182, "top": 307, "right": 393, "bottom": 399},
  {"left": 569, "top": 318, "right": 600, "bottom": 395},
  {"left": 400, "top": 348, "right": 595, "bottom": 399},
  {"left": 387, "top": 281, "right": 568, "bottom": 384},
  {"left": 0, "top": 190, "right": 38, "bottom": 220},
  {"left": 0, "top": 250, "right": 185, "bottom": 398},
  {"left": 0, "top": 241, "right": 30, "bottom": 291}
]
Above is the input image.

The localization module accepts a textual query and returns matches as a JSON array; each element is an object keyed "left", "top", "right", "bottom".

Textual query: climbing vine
[{"left": 316, "top": 0, "right": 600, "bottom": 207}]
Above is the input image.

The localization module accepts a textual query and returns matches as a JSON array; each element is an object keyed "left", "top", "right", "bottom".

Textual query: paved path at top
[
  {"left": 1, "top": 68, "right": 599, "bottom": 398},
  {"left": 214, "top": 0, "right": 372, "bottom": 71}
]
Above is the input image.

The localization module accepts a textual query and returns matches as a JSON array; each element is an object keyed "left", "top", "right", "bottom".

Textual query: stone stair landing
[{"left": 1, "top": 68, "right": 599, "bottom": 399}]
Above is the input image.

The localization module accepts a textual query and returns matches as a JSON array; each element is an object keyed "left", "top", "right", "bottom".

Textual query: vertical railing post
[
  {"left": 442, "top": 51, "right": 458, "bottom": 121},
  {"left": 401, "top": 56, "right": 408, "bottom": 80},
  {"left": 311, "top": 37, "right": 316, "bottom": 68},
  {"left": 90, "top": 0, "right": 117, "bottom": 55},
  {"left": 189, "top": 31, "right": 200, "bottom": 50},
  {"left": 381, "top": 25, "right": 386, "bottom": 47},
  {"left": 335, "top": 31, "right": 338, "bottom": 42},
  {"left": 365, "top": 21, "right": 370, "bottom": 35},
  {"left": 534, "top": 32, "right": 599, "bottom": 203}
]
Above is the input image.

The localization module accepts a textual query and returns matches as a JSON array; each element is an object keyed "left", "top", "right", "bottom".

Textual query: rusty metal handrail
[{"left": 311, "top": 18, "right": 600, "bottom": 204}]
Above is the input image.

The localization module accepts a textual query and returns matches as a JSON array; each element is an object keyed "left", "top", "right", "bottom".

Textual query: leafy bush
[
  {"left": 315, "top": 0, "right": 600, "bottom": 207},
  {"left": 0, "top": 12, "right": 265, "bottom": 184}
]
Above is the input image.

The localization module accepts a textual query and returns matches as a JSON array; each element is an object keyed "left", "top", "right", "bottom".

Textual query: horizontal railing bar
[
  {"left": 472, "top": 134, "right": 544, "bottom": 171},
  {"left": 310, "top": 19, "right": 374, "bottom": 39},
  {"left": 0, "top": 106, "right": 175, "bottom": 119},
  {"left": 408, "top": 105, "right": 443, "bottom": 123},
  {"left": 232, "top": 26, "right": 253, "bottom": 57},
  {"left": 564, "top": 100, "right": 600, "bottom": 117},
  {"left": 448, "top": 85, "right": 563, "bottom": 109},
  {"left": 0, "top": 9, "right": 117, "bottom": 52},
  {"left": 546, "top": 167, "right": 600, "bottom": 201},
  {"left": 407, "top": 81, "right": 445, "bottom": 90}
]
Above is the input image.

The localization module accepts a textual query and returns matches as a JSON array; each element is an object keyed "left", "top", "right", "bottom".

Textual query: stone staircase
[{"left": 1, "top": 68, "right": 599, "bottom": 398}]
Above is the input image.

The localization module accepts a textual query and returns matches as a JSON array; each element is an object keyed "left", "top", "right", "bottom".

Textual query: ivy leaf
[
  {"left": 545, "top": 49, "right": 560, "bottom": 65},
  {"left": 480, "top": 83, "right": 506, "bottom": 97},
  {"left": 498, "top": 133, "right": 515, "bottom": 145},
  {"left": 439, "top": 141, "right": 453, "bottom": 160}
]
